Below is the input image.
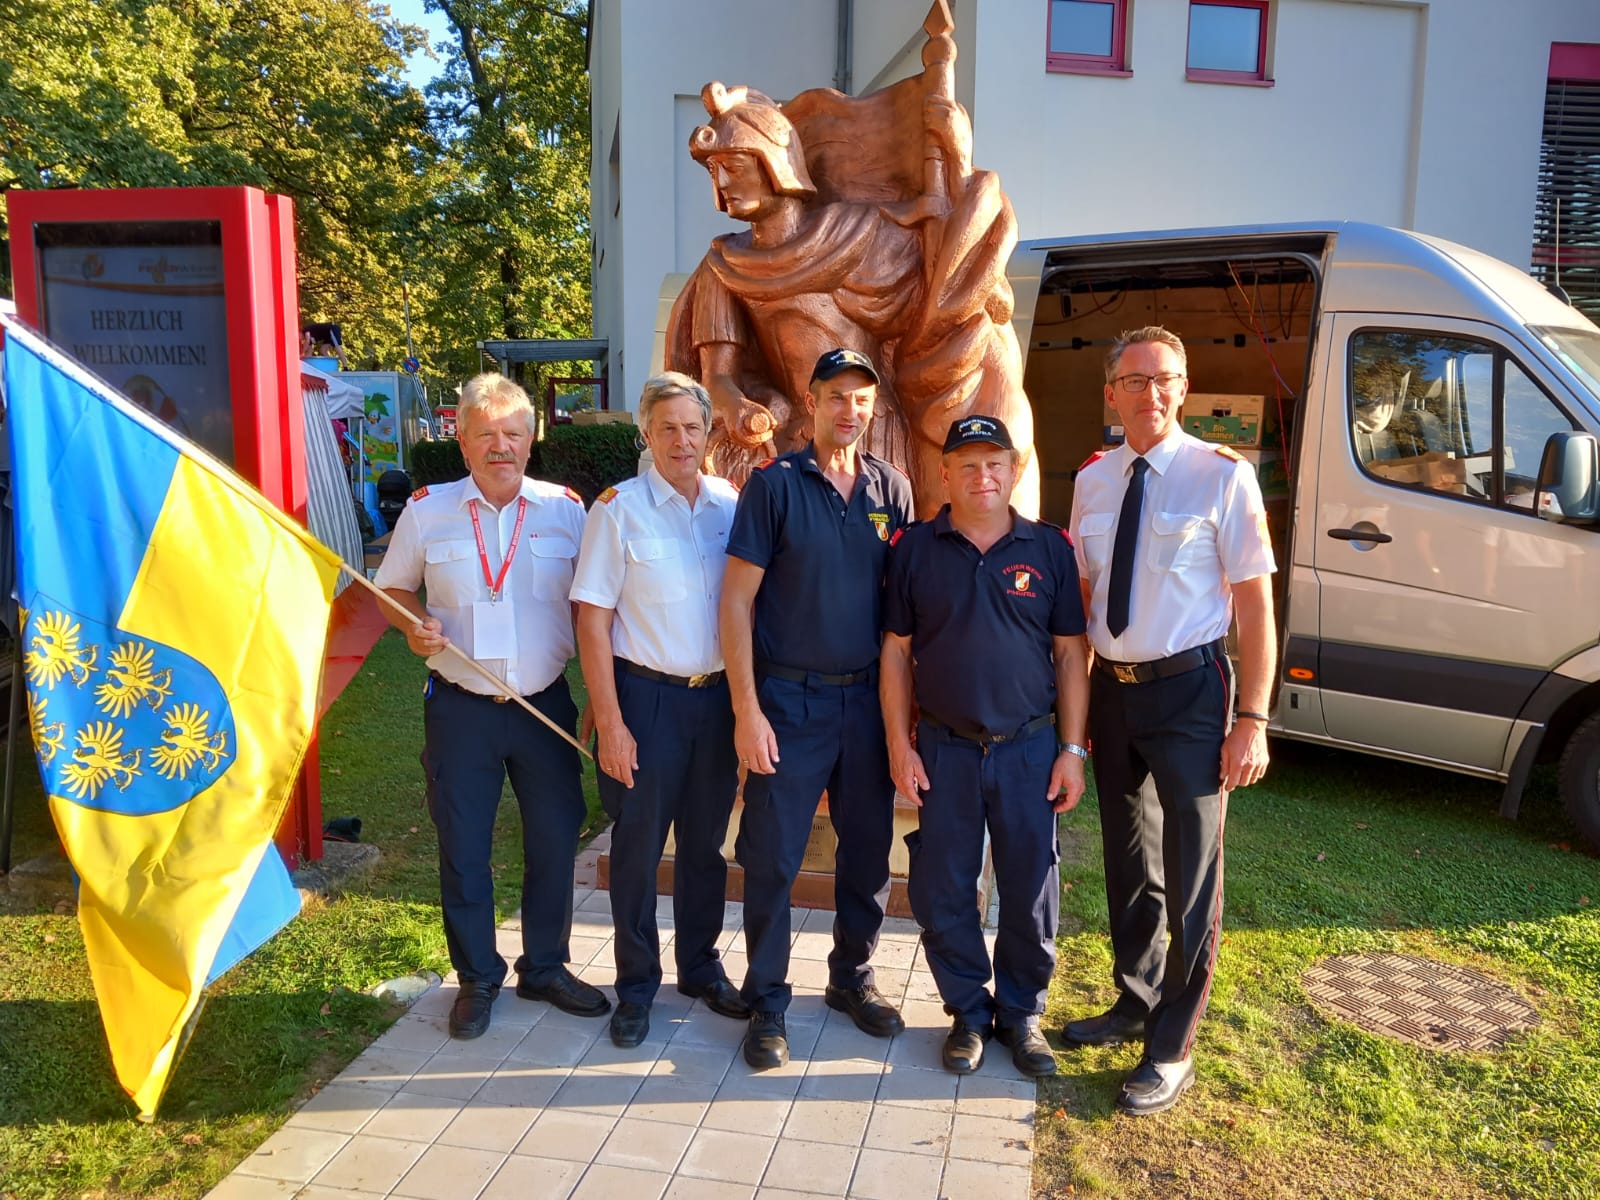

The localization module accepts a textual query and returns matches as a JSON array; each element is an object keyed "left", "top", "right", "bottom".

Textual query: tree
[
  {"left": 0, "top": 0, "right": 435, "bottom": 371},
  {"left": 413, "top": 0, "right": 592, "bottom": 382}
]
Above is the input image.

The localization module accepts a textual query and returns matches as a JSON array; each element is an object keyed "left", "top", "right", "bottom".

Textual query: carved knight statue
[{"left": 665, "top": 2, "right": 1037, "bottom": 517}]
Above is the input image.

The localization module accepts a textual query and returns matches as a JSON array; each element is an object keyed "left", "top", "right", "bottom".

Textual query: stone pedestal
[{"left": 595, "top": 794, "right": 994, "bottom": 919}]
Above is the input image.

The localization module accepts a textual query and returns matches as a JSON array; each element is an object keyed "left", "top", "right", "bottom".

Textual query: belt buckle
[
  {"left": 688, "top": 673, "right": 710, "bottom": 688},
  {"left": 1113, "top": 663, "right": 1140, "bottom": 685}
]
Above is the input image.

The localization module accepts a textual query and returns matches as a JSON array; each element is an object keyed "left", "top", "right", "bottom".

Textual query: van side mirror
[{"left": 1535, "top": 432, "right": 1600, "bottom": 524}]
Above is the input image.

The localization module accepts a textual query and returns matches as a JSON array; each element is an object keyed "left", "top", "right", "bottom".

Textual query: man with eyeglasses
[{"left": 1065, "top": 325, "right": 1277, "bottom": 1115}]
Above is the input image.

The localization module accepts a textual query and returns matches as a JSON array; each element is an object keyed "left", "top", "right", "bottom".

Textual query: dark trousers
[
  {"left": 735, "top": 673, "right": 894, "bottom": 1013},
  {"left": 1088, "top": 658, "right": 1231, "bottom": 1063},
  {"left": 599, "top": 668, "right": 739, "bottom": 1006},
  {"left": 422, "top": 675, "right": 585, "bottom": 987},
  {"left": 907, "top": 720, "right": 1060, "bottom": 1028}
]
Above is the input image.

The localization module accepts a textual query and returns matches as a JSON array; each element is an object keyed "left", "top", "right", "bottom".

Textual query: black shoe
[
  {"left": 677, "top": 977, "right": 751, "bottom": 1020},
  {"left": 449, "top": 981, "right": 500, "bottom": 1040},
  {"left": 1062, "top": 1007, "right": 1146, "bottom": 1047},
  {"left": 743, "top": 1010, "right": 789, "bottom": 1070},
  {"left": 995, "top": 1020, "right": 1058, "bottom": 1077},
  {"left": 610, "top": 1001, "right": 650, "bottom": 1048},
  {"left": 942, "top": 1017, "right": 992, "bottom": 1074},
  {"left": 1116, "top": 1056, "right": 1195, "bottom": 1115},
  {"left": 824, "top": 983, "right": 906, "bottom": 1038},
  {"left": 516, "top": 966, "right": 612, "bottom": 1017}
]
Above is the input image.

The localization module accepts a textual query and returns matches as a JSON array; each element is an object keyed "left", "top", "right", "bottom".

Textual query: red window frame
[
  {"left": 1185, "top": 0, "right": 1273, "bottom": 86},
  {"left": 1046, "top": 0, "right": 1131, "bottom": 77}
]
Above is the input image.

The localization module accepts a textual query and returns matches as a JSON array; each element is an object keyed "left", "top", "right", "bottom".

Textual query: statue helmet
[{"left": 689, "top": 82, "right": 816, "bottom": 210}]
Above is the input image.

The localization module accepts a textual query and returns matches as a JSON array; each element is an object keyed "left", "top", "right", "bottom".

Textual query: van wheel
[{"left": 1558, "top": 710, "right": 1600, "bottom": 852}]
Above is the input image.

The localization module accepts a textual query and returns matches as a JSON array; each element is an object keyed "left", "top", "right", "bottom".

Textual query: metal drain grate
[{"left": 1301, "top": 952, "right": 1538, "bottom": 1052}]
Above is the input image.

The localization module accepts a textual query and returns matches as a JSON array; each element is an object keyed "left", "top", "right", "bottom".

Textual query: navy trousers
[
  {"left": 736, "top": 672, "right": 894, "bottom": 1013},
  {"left": 599, "top": 668, "right": 739, "bottom": 1006},
  {"left": 422, "top": 675, "right": 585, "bottom": 988},
  {"left": 906, "top": 720, "right": 1060, "bottom": 1028},
  {"left": 1088, "top": 658, "right": 1231, "bottom": 1063}
]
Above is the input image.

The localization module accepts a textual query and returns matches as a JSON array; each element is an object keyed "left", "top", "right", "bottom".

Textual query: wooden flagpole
[{"left": 336, "top": 563, "right": 593, "bottom": 761}]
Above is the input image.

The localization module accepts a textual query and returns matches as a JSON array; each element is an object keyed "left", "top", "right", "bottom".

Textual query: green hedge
[
  {"left": 541, "top": 422, "right": 640, "bottom": 503},
  {"left": 405, "top": 423, "right": 637, "bottom": 503}
]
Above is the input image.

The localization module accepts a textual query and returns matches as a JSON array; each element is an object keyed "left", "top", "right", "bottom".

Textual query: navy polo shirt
[
  {"left": 884, "top": 507, "right": 1086, "bottom": 736},
  {"left": 726, "top": 443, "right": 915, "bottom": 675}
]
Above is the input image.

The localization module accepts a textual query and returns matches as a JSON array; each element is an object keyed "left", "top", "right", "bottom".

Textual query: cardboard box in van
[
  {"left": 1182, "top": 393, "right": 1275, "bottom": 448},
  {"left": 1365, "top": 451, "right": 1466, "bottom": 492}
]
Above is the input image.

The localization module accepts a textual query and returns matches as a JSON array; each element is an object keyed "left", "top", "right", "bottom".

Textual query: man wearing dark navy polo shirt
[
  {"left": 720, "top": 347, "right": 916, "bottom": 1070},
  {"left": 881, "top": 415, "right": 1090, "bottom": 1077}
]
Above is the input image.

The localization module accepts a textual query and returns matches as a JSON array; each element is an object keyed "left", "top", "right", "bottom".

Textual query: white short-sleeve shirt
[
  {"left": 373, "top": 475, "right": 584, "bottom": 695},
  {"left": 569, "top": 467, "right": 738, "bottom": 676},
  {"left": 1070, "top": 429, "right": 1276, "bottom": 663}
]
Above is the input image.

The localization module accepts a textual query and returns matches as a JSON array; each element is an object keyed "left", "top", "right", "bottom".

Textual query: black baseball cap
[
  {"left": 810, "top": 347, "right": 880, "bottom": 385},
  {"left": 942, "top": 414, "right": 1014, "bottom": 454}
]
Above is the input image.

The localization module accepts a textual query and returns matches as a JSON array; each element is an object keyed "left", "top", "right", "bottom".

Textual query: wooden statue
[{"left": 665, "top": 0, "right": 1037, "bottom": 517}]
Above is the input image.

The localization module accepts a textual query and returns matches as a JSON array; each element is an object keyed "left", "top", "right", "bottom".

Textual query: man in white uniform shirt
[
  {"left": 375, "top": 373, "right": 607, "bottom": 1040},
  {"left": 571, "top": 373, "right": 748, "bottom": 1048},
  {"left": 1066, "top": 326, "right": 1277, "bottom": 1114}
]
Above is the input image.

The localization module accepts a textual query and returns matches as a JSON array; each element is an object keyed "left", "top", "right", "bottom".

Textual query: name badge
[{"left": 471, "top": 600, "right": 517, "bottom": 661}]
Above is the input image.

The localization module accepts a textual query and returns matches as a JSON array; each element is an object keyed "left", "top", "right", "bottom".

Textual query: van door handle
[{"left": 1327, "top": 526, "right": 1393, "bottom": 544}]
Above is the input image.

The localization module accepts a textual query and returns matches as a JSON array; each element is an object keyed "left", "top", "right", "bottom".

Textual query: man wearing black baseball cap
[
  {"left": 881, "top": 414, "right": 1090, "bottom": 1077},
  {"left": 720, "top": 347, "right": 914, "bottom": 1069}
]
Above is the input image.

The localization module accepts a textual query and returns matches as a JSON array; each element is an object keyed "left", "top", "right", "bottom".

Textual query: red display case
[{"left": 8, "top": 186, "right": 324, "bottom": 866}]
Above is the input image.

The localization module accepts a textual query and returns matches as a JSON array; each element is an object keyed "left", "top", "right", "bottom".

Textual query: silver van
[{"left": 1009, "top": 222, "right": 1600, "bottom": 849}]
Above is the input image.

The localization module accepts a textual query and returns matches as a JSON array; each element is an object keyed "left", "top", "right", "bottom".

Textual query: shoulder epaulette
[
  {"left": 889, "top": 527, "right": 906, "bottom": 547},
  {"left": 410, "top": 486, "right": 429, "bottom": 501},
  {"left": 1060, "top": 527, "right": 1074, "bottom": 548},
  {"left": 564, "top": 485, "right": 585, "bottom": 504},
  {"left": 596, "top": 486, "right": 618, "bottom": 504},
  {"left": 1212, "top": 444, "right": 1244, "bottom": 462},
  {"left": 755, "top": 457, "right": 779, "bottom": 471},
  {"left": 1078, "top": 450, "right": 1108, "bottom": 471}
]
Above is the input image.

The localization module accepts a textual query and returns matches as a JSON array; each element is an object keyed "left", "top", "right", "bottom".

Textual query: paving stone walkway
[{"left": 204, "top": 880, "right": 1037, "bottom": 1200}]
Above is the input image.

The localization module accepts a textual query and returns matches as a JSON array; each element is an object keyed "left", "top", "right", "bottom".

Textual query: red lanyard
[{"left": 468, "top": 497, "right": 527, "bottom": 602}]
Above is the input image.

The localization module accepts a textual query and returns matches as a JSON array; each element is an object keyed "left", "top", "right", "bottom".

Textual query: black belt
[
  {"left": 758, "top": 661, "right": 877, "bottom": 687},
  {"left": 621, "top": 660, "right": 725, "bottom": 689},
  {"left": 428, "top": 671, "right": 557, "bottom": 704},
  {"left": 923, "top": 712, "right": 1055, "bottom": 746},
  {"left": 1094, "top": 638, "right": 1226, "bottom": 685}
]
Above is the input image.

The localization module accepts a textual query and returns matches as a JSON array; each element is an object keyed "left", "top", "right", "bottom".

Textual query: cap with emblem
[
  {"left": 810, "top": 347, "right": 880, "bottom": 386},
  {"left": 942, "top": 414, "right": 1014, "bottom": 454}
]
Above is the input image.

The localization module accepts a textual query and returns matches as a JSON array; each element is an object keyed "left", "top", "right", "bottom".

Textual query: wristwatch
[{"left": 1058, "top": 741, "right": 1089, "bottom": 760}]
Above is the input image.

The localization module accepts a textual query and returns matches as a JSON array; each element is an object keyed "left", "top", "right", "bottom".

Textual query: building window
[
  {"left": 1532, "top": 43, "right": 1600, "bottom": 324},
  {"left": 1046, "top": 0, "right": 1130, "bottom": 76},
  {"left": 1186, "top": 0, "right": 1271, "bottom": 85}
]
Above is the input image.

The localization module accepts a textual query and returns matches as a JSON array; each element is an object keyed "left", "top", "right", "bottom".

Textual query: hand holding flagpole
[{"left": 337, "top": 564, "right": 594, "bottom": 761}]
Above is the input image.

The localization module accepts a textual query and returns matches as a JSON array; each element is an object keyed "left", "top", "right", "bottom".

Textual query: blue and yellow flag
[{"left": 1, "top": 317, "right": 342, "bottom": 1119}]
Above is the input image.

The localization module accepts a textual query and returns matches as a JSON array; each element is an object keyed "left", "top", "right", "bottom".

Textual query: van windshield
[{"left": 1532, "top": 326, "right": 1600, "bottom": 406}]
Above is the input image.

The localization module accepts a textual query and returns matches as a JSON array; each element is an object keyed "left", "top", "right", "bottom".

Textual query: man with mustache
[{"left": 376, "top": 373, "right": 606, "bottom": 1040}]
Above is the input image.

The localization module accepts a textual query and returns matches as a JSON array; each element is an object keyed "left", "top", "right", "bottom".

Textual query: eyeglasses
[{"left": 1113, "top": 372, "right": 1186, "bottom": 394}]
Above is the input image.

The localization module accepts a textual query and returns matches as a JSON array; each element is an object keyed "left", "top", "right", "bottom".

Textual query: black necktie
[{"left": 1107, "top": 457, "right": 1149, "bottom": 639}]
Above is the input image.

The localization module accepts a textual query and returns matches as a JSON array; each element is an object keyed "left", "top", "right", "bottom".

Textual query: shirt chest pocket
[
  {"left": 526, "top": 534, "right": 578, "bottom": 600},
  {"left": 626, "top": 537, "right": 687, "bottom": 604},
  {"left": 1146, "top": 512, "right": 1212, "bottom": 571},
  {"left": 1077, "top": 512, "right": 1115, "bottom": 575},
  {"left": 423, "top": 540, "right": 479, "bottom": 607}
]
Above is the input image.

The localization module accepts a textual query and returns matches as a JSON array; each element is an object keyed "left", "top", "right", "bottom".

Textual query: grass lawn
[
  {"left": 1037, "top": 742, "right": 1600, "bottom": 1200},
  {"left": 0, "top": 629, "right": 605, "bottom": 1200},
  {"left": 4, "top": 632, "right": 1597, "bottom": 1200}
]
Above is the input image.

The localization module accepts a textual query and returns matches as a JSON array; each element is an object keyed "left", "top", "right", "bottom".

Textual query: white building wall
[
  {"left": 591, "top": 0, "right": 1600, "bottom": 405},
  {"left": 595, "top": 0, "right": 837, "bottom": 410}
]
